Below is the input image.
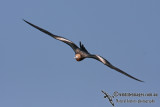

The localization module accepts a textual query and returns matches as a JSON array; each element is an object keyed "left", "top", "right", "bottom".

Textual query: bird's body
[{"left": 23, "top": 19, "right": 143, "bottom": 82}]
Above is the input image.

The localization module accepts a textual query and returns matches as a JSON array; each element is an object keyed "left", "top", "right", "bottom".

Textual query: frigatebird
[{"left": 23, "top": 19, "right": 143, "bottom": 82}]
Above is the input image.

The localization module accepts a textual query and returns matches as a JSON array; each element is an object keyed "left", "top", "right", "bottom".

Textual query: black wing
[
  {"left": 23, "top": 19, "right": 79, "bottom": 52},
  {"left": 87, "top": 54, "right": 143, "bottom": 82},
  {"left": 79, "top": 41, "right": 89, "bottom": 53}
]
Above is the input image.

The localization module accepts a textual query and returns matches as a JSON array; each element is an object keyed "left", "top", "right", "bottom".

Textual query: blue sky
[{"left": 0, "top": 0, "right": 160, "bottom": 107}]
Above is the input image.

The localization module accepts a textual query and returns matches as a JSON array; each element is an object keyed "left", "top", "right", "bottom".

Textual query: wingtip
[
  {"left": 139, "top": 80, "right": 145, "bottom": 82},
  {"left": 23, "top": 19, "right": 35, "bottom": 27},
  {"left": 23, "top": 19, "right": 29, "bottom": 24},
  {"left": 134, "top": 77, "right": 144, "bottom": 82},
  {"left": 22, "top": 19, "right": 26, "bottom": 22},
  {"left": 133, "top": 78, "right": 144, "bottom": 82},
  {"left": 23, "top": 19, "right": 30, "bottom": 24}
]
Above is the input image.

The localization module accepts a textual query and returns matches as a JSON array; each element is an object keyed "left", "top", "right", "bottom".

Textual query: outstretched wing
[
  {"left": 87, "top": 54, "right": 143, "bottom": 82},
  {"left": 23, "top": 19, "right": 79, "bottom": 52}
]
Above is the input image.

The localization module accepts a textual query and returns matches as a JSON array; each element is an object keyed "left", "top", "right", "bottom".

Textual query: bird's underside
[{"left": 23, "top": 19, "right": 144, "bottom": 82}]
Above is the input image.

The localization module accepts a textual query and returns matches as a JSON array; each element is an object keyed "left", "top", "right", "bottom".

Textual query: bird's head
[{"left": 74, "top": 54, "right": 82, "bottom": 61}]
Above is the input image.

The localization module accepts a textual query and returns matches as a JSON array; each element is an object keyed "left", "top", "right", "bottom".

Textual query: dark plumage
[{"left": 23, "top": 19, "right": 143, "bottom": 82}]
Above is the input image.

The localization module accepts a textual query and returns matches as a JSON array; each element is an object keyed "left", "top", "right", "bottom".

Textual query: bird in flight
[{"left": 23, "top": 19, "right": 143, "bottom": 82}]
